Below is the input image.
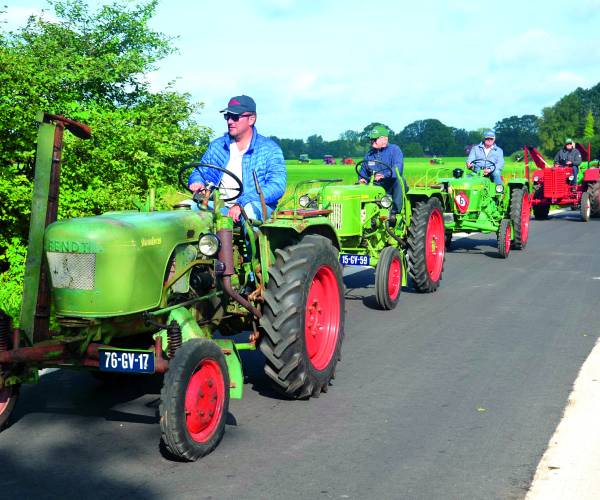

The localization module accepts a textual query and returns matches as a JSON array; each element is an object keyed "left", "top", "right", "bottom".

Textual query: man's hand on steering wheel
[{"left": 228, "top": 204, "right": 242, "bottom": 222}]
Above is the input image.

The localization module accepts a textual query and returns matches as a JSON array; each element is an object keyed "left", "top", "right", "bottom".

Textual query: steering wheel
[
  {"left": 469, "top": 158, "right": 497, "bottom": 175},
  {"left": 355, "top": 159, "right": 394, "bottom": 183},
  {"left": 178, "top": 163, "right": 243, "bottom": 202}
]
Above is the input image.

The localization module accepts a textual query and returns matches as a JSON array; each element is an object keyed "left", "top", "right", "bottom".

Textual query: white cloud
[{"left": 0, "top": 6, "right": 59, "bottom": 30}]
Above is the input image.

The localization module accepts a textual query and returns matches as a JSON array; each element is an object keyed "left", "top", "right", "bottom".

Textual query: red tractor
[{"left": 527, "top": 143, "right": 600, "bottom": 221}]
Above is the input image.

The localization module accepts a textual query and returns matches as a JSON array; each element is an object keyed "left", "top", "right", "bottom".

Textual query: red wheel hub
[
  {"left": 388, "top": 256, "right": 401, "bottom": 301},
  {"left": 0, "top": 386, "right": 12, "bottom": 416},
  {"left": 425, "top": 208, "right": 445, "bottom": 281},
  {"left": 504, "top": 224, "right": 512, "bottom": 254},
  {"left": 521, "top": 193, "right": 530, "bottom": 244},
  {"left": 185, "top": 359, "right": 225, "bottom": 443},
  {"left": 305, "top": 265, "right": 341, "bottom": 371}
]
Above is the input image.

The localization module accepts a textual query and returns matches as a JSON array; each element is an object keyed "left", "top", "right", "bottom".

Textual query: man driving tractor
[
  {"left": 554, "top": 138, "right": 582, "bottom": 186},
  {"left": 358, "top": 124, "right": 406, "bottom": 226},
  {"left": 467, "top": 129, "right": 505, "bottom": 185}
]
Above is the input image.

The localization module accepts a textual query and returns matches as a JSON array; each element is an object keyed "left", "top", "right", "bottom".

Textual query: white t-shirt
[
  {"left": 220, "top": 141, "right": 247, "bottom": 206},
  {"left": 484, "top": 146, "right": 493, "bottom": 158}
]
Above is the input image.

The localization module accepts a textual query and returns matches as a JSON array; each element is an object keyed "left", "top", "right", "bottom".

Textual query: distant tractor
[
  {"left": 429, "top": 156, "right": 444, "bottom": 165},
  {"left": 438, "top": 159, "right": 531, "bottom": 258},
  {"left": 299, "top": 154, "right": 310, "bottom": 164},
  {"left": 323, "top": 155, "right": 336, "bottom": 165},
  {"left": 342, "top": 157, "right": 355, "bottom": 165},
  {"left": 527, "top": 144, "right": 600, "bottom": 221}
]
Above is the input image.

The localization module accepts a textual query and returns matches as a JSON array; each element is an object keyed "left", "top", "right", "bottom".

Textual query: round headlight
[
  {"left": 380, "top": 195, "right": 393, "bottom": 209},
  {"left": 568, "top": 175, "right": 574, "bottom": 181},
  {"left": 199, "top": 233, "right": 220, "bottom": 257},
  {"left": 299, "top": 195, "right": 312, "bottom": 208},
  {"left": 495, "top": 184, "right": 504, "bottom": 193},
  {"left": 533, "top": 175, "right": 539, "bottom": 182}
]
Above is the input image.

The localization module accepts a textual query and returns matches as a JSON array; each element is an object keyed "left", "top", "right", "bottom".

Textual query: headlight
[
  {"left": 568, "top": 175, "right": 574, "bottom": 181},
  {"left": 495, "top": 184, "right": 504, "bottom": 193},
  {"left": 198, "top": 234, "right": 220, "bottom": 257},
  {"left": 299, "top": 195, "right": 312, "bottom": 208},
  {"left": 533, "top": 175, "right": 539, "bottom": 182},
  {"left": 380, "top": 195, "right": 393, "bottom": 209}
]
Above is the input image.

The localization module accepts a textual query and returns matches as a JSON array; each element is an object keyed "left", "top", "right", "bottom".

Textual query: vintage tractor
[
  {"left": 323, "top": 155, "right": 336, "bottom": 165},
  {"left": 438, "top": 159, "right": 531, "bottom": 258},
  {"left": 298, "top": 154, "right": 310, "bottom": 164},
  {"left": 0, "top": 113, "right": 346, "bottom": 461},
  {"left": 289, "top": 159, "right": 446, "bottom": 310},
  {"left": 526, "top": 144, "right": 600, "bottom": 221}
]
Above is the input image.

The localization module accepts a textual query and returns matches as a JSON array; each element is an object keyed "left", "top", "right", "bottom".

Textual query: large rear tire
[
  {"left": 498, "top": 219, "right": 511, "bottom": 258},
  {"left": 407, "top": 198, "right": 445, "bottom": 293},
  {"left": 587, "top": 183, "right": 600, "bottom": 218},
  {"left": 260, "top": 234, "right": 344, "bottom": 399},
  {"left": 580, "top": 191, "right": 591, "bottom": 222},
  {"left": 510, "top": 188, "right": 530, "bottom": 250},
  {"left": 375, "top": 246, "right": 402, "bottom": 310},
  {"left": 160, "top": 339, "right": 229, "bottom": 461}
]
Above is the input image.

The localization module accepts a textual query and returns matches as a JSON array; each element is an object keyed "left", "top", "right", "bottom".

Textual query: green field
[{"left": 286, "top": 157, "right": 530, "bottom": 191}]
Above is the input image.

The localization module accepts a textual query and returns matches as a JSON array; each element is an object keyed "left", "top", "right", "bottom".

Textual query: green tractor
[
  {"left": 290, "top": 159, "right": 447, "bottom": 310},
  {"left": 0, "top": 113, "right": 346, "bottom": 461},
  {"left": 439, "top": 159, "right": 531, "bottom": 258}
]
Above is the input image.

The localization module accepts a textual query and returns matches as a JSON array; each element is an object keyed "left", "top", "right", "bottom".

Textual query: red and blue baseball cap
[{"left": 220, "top": 95, "right": 256, "bottom": 114}]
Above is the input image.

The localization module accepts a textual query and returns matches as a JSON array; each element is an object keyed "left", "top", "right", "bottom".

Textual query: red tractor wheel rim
[
  {"left": 425, "top": 208, "right": 445, "bottom": 281},
  {"left": 184, "top": 358, "right": 225, "bottom": 443},
  {"left": 305, "top": 265, "right": 341, "bottom": 371},
  {"left": 388, "top": 256, "right": 401, "bottom": 301},
  {"left": 0, "top": 387, "right": 12, "bottom": 416},
  {"left": 504, "top": 225, "right": 512, "bottom": 254},
  {"left": 521, "top": 193, "right": 530, "bottom": 243}
]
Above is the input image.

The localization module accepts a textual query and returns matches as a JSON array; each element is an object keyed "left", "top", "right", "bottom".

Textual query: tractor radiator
[
  {"left": 543, "top": 168, "right": 570, "bottom": 199},
  {"left": 46, "top": 252, "right": 96, "bottom": 290},
  {"left": 329, "top": 204, "right": 343, "bottom": 230}
]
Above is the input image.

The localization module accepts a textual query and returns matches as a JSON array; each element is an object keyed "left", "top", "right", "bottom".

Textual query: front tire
[
  {"left": 580, "top": 191, "right": 591, "bottom": 222},
  {"left": 160, "top": 339, "right": 229, "bottom": 461},
  {"left": 587, "top": 183, "right": 600, "bottom": 218},
  {"left": 498, "top": 219, "right": 511, "bottom": 258},
  {"left": 260, "top": 235, "right": 344, "bottom": 399},
  {"left": 510, "top": 188, "right": 530, "bottom": 250},
  {"left": 407, "top": 198, "right": 445, "bottom": 292},
  {"left": 375, "top": 246, "right": 402, "bottom": 310},
  {"left": 0, "top": 384, "right": 19, "bottom": 431}
]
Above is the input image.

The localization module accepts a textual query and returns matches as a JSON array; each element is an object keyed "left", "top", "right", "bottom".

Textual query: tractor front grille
[
  {"left": 329, "top": 203, "right": 343, "bottom": 230},
  {"left": 543, "top": 168, "right": 570, "bottom": 199},
  {"left": 46, "top": 252, "right": 96, "bottom": 290}
]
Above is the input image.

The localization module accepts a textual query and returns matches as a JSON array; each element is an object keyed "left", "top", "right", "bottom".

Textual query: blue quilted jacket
[{"left": 188, "top": 128, "right": 286, "bottom": 211}]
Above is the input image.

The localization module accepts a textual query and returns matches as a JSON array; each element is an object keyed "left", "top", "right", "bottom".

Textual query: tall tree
[
  {"left": 583, "top": 110, "right": 595, "bottom": 139},
  {"left": 494, "top": 115, "right": 540, "bottom": 154}
]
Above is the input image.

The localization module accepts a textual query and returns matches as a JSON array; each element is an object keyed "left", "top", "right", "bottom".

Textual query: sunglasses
[{"left": 224, "top": 113, "right": 253, "bottom": 122}]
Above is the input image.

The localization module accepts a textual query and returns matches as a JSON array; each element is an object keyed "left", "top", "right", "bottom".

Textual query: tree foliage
[
  {"left": 494, "top": 115, "right": 539, "bottom": 155},
  {"left": 0, "top": 0, "right": 211, "bottom": 316}
]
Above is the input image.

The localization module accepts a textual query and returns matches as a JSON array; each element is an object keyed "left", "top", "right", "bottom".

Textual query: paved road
[{"left": 1, "top": 213, "right": 599, "bottom": 500}]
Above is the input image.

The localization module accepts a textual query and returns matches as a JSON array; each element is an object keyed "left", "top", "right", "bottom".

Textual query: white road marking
[{"left": 526, "top": 339, "right": 600, "bottom": 500}]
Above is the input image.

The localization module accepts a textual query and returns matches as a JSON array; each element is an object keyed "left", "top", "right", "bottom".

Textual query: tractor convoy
[{"left": 2, "top": 114, "right": 594, "bottom": 461}]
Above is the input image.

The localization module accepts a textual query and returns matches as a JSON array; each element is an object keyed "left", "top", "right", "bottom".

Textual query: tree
[
  {"left": 398, "top": 119, "right": 455, "bottom": 155},
  {"left": 0, "top": 0, "right": 210, "bottom": 318},
  {"left": 583, "top": 110, "right": 595, "bottom": 139},
  {"left": 494, "top": 115, "right": 540, "bottom": 154}
]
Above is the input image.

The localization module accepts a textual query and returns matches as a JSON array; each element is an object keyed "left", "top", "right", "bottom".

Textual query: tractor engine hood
[
  {"left": 443, "top": 175, "right": 493, "bottom": 213},
  {"left": 44, "top": 209, "right": 212, "bottom": 317}
]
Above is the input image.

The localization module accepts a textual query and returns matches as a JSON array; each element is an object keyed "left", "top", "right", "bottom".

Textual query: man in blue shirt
[
  {"left": 467, "top": 130, "right": 504, "bottom": 185},
  {"left": 358, "top": 124, "right": 406, "bottom": 225},
  {"left": 188, "top": 95, "right": 286, "bottom": 222}
]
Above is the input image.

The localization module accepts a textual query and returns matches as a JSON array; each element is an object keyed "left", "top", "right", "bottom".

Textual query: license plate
[
  {"left": 99, "top": 348, "right": 155, "bottom": 374},
  {"left": 340, "top": 254, "right": 370, "bottom": 266}
]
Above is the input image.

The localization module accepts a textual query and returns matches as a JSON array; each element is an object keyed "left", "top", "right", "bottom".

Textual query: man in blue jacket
[
  {"left": 467, "top": 130, "right": 504, "bottom": 185},
  {"left": 358, "top": 124, "right": 406, "bottom": 225},
  {"left": 188, "top": 95, "right": 286, "bottom": 222}
]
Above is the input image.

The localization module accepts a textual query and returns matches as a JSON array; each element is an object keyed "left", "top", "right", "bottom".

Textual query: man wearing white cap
[{"left": 467, "top": 129, "right": 504, "bottom": 185}]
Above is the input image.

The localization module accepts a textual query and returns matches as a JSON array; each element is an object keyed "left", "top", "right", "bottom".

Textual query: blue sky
[{"left": 3, "top": 0, "right": 600, "bottom": 140}]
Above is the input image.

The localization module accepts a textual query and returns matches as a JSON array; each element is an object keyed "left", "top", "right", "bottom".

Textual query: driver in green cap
[
  {"left": 358, "top": 124, "right": 406, "bottom": 225},
  {"left": 554, "top": 138, "right": 582, "bottom": 186}
]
